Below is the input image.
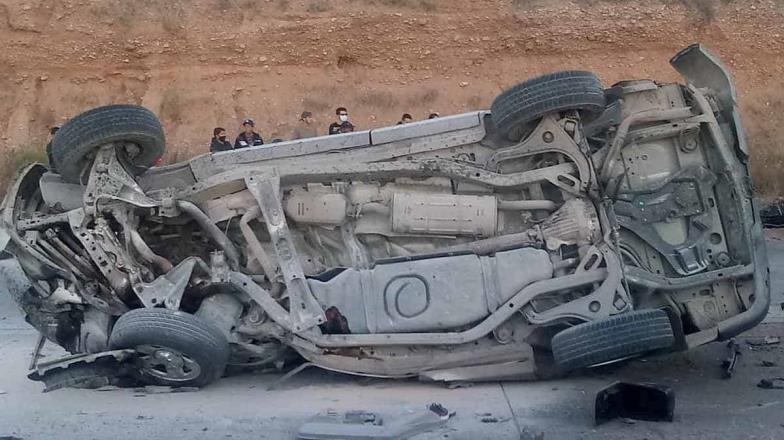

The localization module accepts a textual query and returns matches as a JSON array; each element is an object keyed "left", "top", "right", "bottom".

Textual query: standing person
[
  {"left": 210, "top": 127, "right": 232, "bottom": 153},
  {"left": 328, "top": 107, "right": 353, "bottom": 135},
  {"left": 397, "top": 113, "right": 413, "bottom": 125},
  {"left": 292, "top": 111, "right": 318, "bottom": 140},
  {"left": 235, "top": 119, "right": 264, "bottom": 148},
  {"left": 46, "top": 126, "right": 60, "bottom": 172},
  {"left": 339, "top": 121, "right": 355, "bottom": 133}
]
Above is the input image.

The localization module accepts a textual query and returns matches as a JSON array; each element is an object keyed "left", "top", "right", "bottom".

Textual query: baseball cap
[{"left": 242, "top": 118, "right": 255, "bottom": 127}]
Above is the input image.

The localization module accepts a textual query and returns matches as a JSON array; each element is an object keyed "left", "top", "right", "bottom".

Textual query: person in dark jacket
[
  {"left": 292, "top": 111, "right": 318, "bottom": 140},
  {"left": 339, "top": 121, "right": 355, "bottom": 133},
  {"left": 210, "top": 127, "right": 232, "bottom": 153},
  {"left": 328, "top": 107, "right": 353, "bottom": 135},
  {"left": 235, "top": 119, "right": 264, "bottom": 148},
  {"left": 46, "top": 126, "right": 60, "bottom": 172}
]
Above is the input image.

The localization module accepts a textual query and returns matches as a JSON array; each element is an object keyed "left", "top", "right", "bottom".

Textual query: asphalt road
[{"left": 1, "top": 242, "right": 783, "bottom": 440}]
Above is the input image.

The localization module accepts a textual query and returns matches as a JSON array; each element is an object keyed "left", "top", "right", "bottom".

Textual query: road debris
[
  {"left": 757, "top": 378, "right": 784, "bottom": 390},
  {"left": 722, "top": 339, "right": 742, "bottom": 378},
  {"left": 427, "top": 402, "right": 454, "bottom": 420},
  {"left": 480, "top": 415, "right": 499, "bottom": 423},
  {"left": 28, "top": 350, "right": 137, "bottom": 392},
  {"left": 760, "top": 201, "right": 784, "bottom": 228},
  {"left": 746, "top": 336, "right": 781, "bottom": 347},
  {"left": 134, "top": 385, "right": 200, "bottom": 394},
  {"left": 296, "top": 403, "right": 453, "bottom": 440},
  {"left": 95, "top": 386, "right": 122, "bottom": 392},
  {"left": 446, "top": 381, "right": 474, "bottom": 389},
  {"left": 595, "top": 382, "right": 675, "bottom": 425},
  {"left": 477, "top": 412, "right": 510, "bottom": 424}
]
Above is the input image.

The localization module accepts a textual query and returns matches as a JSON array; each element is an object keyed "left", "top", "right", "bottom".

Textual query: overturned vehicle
[{"left": 0, "top": 45, "right": 770, "bottom": 387}]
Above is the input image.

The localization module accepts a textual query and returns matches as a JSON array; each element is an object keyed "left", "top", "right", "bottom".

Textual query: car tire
[
  {"left": 490, "top": 71, "right": 605, "bottom": 141},
  {"left": 109, "top": 308, "right": 230, "bottom": 388},
  {"left": 51, "top": 105, "right": 165, "bottom": 184},
  {"left": 551, "top": 309, "right": 675, "bottom": 371}
]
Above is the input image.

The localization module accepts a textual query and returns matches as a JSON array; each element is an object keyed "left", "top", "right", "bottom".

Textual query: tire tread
[
  {"left": 551, "top": 309, "right": 675, "bottom": 371},
  {"left": 490, "top": 71, "right": 605, "bottom": 140},
  {"left": 109, "top": 308, "right": 229, "bottom": 387},
  {"left": 52, "top": 105, "right": 165, "bottom": 183}
]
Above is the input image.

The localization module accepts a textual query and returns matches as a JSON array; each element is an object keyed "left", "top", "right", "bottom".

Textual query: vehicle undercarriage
[{"left": 0, "top": 44, "right": 770, "bottom": 387}]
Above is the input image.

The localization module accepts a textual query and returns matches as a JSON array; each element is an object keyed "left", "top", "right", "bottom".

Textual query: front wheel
[
  {"left": 109, "top": 308, "right": 230, "bottom": 387},
  {"left": 51, "top": 105, "right": 165, "bottom": 183}
]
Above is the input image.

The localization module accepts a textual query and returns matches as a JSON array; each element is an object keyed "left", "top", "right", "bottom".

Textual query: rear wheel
[
  {"left": 51, "top": 105, "right": 165, "bottom": 183},
  {"left": 490, "top": 71, "right": 605, "bottom": 141},
  {"left": 109, "top": 308, "right": 229, "bottom": 387},
  {"left": 551, "top": 309, "right": 675, "bottom": 371}
]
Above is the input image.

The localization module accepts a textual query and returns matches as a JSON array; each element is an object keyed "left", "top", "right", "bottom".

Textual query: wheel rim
[{"left": 136, "top": 345, "right": 201, "bottom": 382}]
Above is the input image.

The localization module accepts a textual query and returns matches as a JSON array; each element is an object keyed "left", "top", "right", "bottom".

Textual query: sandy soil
[{"left": 1, "top": 0, "right": 783, "bottom": 193}]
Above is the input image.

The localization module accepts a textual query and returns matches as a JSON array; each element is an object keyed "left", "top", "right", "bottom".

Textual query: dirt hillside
[{"left": 1, "top": 0, "right": 783, "bottom": 194}]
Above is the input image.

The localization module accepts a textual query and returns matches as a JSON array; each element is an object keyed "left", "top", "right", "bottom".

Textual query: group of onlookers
[
  {"left": 44, "top": 106, "right": 443, "bottom": 161},
  {"left": 209, "top": 107, "right": 440, "bottom": 153},
  {"left": 210, "top": 118, "right": 264, "bottom": 152}
]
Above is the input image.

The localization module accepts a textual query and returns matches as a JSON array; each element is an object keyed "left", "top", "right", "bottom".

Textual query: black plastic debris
[
  {"left": 427, "top": 402, "right": 453, "bottom": 420},
  {"left": 758, "top": 378, "right": 784, "bottom": 390},
  {"left": 480, "top": 414, "right": 499, "bottom": 423},
  {"left": 761, "top": 201, "right": 784, "bottom": 228},
  {"left": 595, "top": 382, "right": 675, "bottom": 425}
]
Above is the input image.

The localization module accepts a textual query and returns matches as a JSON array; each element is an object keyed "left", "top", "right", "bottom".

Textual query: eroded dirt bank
[{"left": 1, "top": 0, "right": 783, "bottom": 193}]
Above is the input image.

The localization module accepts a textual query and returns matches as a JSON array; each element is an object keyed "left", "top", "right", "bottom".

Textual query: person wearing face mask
[
  {"left": 292, "top": 111, "right": 318, "bottom": 139},
  {"left": 210, "top": 127, "right": 232, "bottom": 153},
  {"left": 328, "top": 107, "right": 353, "bottom": 135},
  {"left": 235, "top": 118, "right": 264, "bottom": 148}
]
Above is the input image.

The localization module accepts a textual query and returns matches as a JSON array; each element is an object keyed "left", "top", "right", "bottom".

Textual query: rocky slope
[{"left": 1, "top": 0, "right": 783, "bottom": 193}]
